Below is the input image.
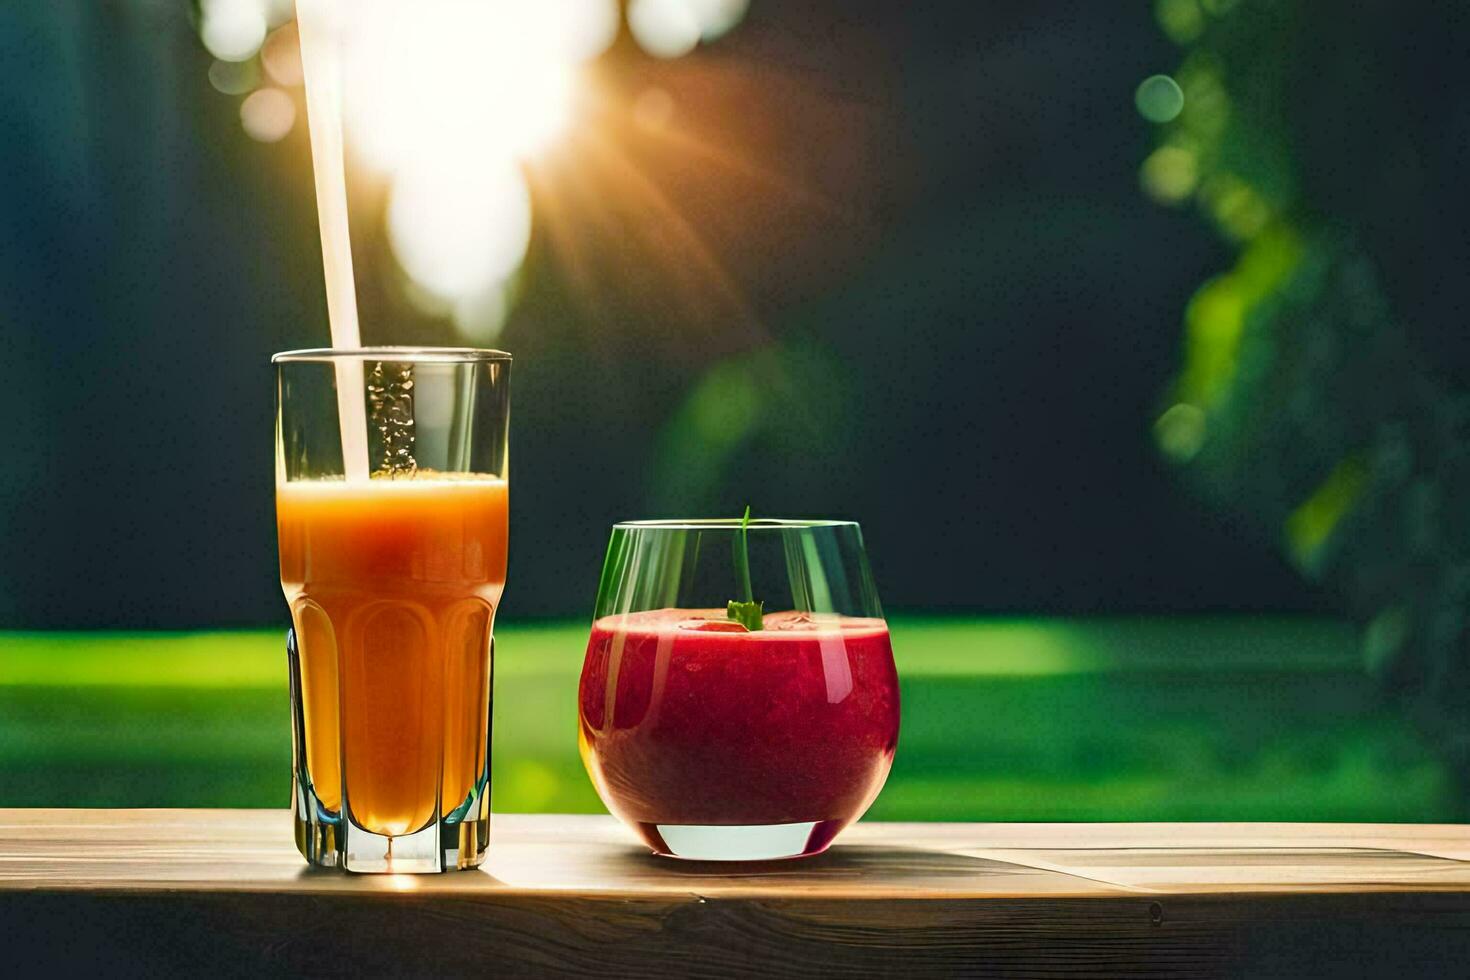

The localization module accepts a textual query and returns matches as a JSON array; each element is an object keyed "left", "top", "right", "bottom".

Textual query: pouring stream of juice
[{"left": 297, "top": 0, "right": 370, "bottom": 481}]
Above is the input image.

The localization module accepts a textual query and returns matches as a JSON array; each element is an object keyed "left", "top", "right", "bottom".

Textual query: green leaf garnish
[
  {"left": 728, "top": 505, "right": 763, "bottom": 631},
  {"left": 727, "top": 599, "right": 764, "bottom": 631}
]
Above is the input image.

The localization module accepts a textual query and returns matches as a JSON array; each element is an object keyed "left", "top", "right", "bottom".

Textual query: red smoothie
[{"left": 578, "top": 609, "right": 900, "bottom": 856}]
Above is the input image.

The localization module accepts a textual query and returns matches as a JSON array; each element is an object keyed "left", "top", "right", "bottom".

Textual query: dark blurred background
[
  {"left": 7, "top": 0, "right": 1470, "bottom": 820},
  {"left": 0, "top": 0, "right": 1319, "bottom": 628}
]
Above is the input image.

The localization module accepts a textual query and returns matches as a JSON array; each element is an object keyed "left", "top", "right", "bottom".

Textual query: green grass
[{"left": 0, "top": 617, "right": 1458, "bottom": 820}]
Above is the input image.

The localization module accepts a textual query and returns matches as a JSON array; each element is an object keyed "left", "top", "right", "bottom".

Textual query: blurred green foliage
[
  {"left": 649, "top": 340, "right": 851, "bottom": 512},
  {"left": 1146, "top": 1, "right": 1470, "bottom": 785},
  {"left": 1, "top": 619, "right": 1456, "bottom": 820}
]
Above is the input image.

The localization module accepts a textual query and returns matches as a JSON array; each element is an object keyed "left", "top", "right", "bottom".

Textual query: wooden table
[{"left": 4, "top": 811, "right": 1470, "bottom": 976}]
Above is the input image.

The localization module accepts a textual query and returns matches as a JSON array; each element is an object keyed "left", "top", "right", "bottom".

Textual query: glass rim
[
  {"left": 613, "top": 518, "right": 859, "bottom": 531},
  {"left": 272, "top": 346, "right": 511, "bottom": 364}
]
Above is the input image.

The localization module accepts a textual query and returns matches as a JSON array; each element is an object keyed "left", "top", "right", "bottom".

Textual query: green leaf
[
  {"left": 728, "top": 505, "right": 763, "bottom": 630},
  {"left": 727, "top": 599, "right": 764, "bottom": 632}
]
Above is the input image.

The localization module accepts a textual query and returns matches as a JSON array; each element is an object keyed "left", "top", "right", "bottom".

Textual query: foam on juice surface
[
  {"left": 278, "top": 470, "right": 507, "bottom": 494},
  {"left": 592, "top": 608, "right": 888, "bottom": 639}
]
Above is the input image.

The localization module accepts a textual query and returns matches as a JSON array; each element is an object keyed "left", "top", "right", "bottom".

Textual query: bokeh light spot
[
  {"left": 553, "top": 0, "right": 622, "bottom": 63},
  {"left": 239, "top": 88, "right": 296, "bottom": 143},
  {"left": 453, "top": 279, "right": 514, "bottom": 343},
  {"left": 689, "top": 0, "right": 750, "bottom": 41},
  {"left": 1176, "top": 59, "right": 1230, "bottom": 137},
  {"left": 201, "top": 0, "right": 268, "bottom": 63},
  {"left": 262, "top": 0, "right": 296, "bottom": 27},
  {"left": 1206, "top": 175, "right": 1271, "bottom": 241},
  {"left": 629, "top": 0, "right": 703, "bottom": 59},
  {"left": 1155, "top": 0, "right": 1205, "bottom": 44},
  {"left": 260, "top": 22, "right": 303, "bottom": 87},
  {"left": 1141, "top": 145, "right": 1198, "bottom": 203},
  {"left": 208, "top": 58, "right": 259, "bottom": 96},
  {"left": 1136, "top": 74, "right": 1185, "bottom": 123},
  {"left": 1155, "top": 402, "right": 1207, "bottom": 462},
  {"left": 388, "top": 163, "right": 532, "bottom": 300},
  {"left": 343, "top": 1, "right": 581, "bottom": 171}
]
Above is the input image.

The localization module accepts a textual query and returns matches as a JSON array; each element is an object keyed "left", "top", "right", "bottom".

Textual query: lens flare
[
  {"left": 387, "top": 162, "right": 532, "bottom": 299},
  {"left": 203, "top": 0, "right": 755, "bottom": 328},
  {"left": 342, "top": 0, "right": 605, "bottom": 173}
]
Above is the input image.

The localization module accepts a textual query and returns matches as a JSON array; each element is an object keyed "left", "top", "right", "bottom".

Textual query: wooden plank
[
  {"left": 2, "top": 811, "right": 1470, "bottom": 976},
  {"left": 4, "top": 810, "right": 1470, "bottom": 895}
]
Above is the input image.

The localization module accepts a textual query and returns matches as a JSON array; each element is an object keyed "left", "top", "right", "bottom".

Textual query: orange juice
[{"left": 277, "top": 473, "right": 508, "bottom": 838}]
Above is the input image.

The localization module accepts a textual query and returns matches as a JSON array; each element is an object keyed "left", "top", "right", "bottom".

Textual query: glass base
[
  {"left": 286, "top": 628, "right": 491, "bottom": 873},
  {"left": 292, "top": 781, "right": 490, "bottom": 873},
  {"left": 634, "top": 819, "right": 846, "bottom": 861}
]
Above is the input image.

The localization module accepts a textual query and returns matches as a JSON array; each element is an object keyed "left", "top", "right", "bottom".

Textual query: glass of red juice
[{"left": 578, "top": 518, "right": 899, "bottom": 861}]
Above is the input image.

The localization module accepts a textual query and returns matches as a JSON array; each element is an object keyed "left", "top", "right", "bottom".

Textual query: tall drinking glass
[
  {"left": 579, "top": 519, "right": 900, "bottom": 861},
  {"left": 275, "top": 347, "right": 510, "bottom": 872}
]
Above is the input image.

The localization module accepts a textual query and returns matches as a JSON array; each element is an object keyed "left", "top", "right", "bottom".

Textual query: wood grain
[{"left": 3, "top": 810, "right": 1470, "bottom": 976}]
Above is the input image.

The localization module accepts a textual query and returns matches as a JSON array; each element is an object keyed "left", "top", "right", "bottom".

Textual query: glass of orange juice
[{"left": 274, "top": 348, "right": 510, "bottom": 872}]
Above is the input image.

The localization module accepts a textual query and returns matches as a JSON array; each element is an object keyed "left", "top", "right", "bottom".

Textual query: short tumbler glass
[
  {"left": 578, "top": 519, "right": 900, "bottom": 861},
  {"left": 275, "top": 347, "right": 510, "bottom": 872}
]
